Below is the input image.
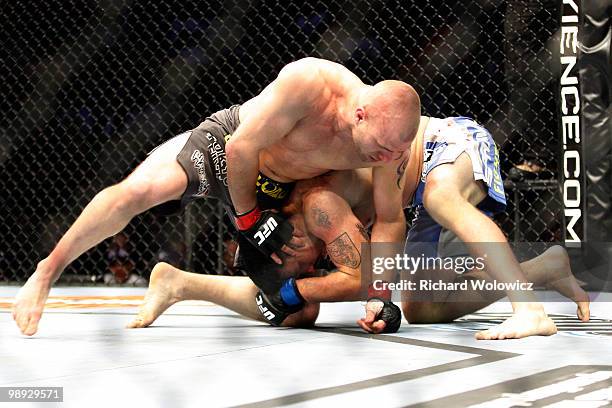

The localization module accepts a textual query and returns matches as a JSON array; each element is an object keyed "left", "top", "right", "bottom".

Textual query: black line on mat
[
  {"left": 228, "top": 327, "right": 519, "bottom": 408},
  {"left": 405, "top": 365, "right": 612, "bottom": 408},
  {"left": 312, "top": 327, "right": 517, "bottom": 359}
]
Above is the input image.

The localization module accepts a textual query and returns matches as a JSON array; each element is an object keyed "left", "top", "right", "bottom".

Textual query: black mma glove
[
  {"left": 255, "top": 277, "right": 305, "bottom": 326},
  {"left": 236, "top": 206, "right": 293, "bottom": 260},
  {"left": 367, "top": 283, "right": 402, "bottom": 333},
  {"left": 235, "top": 233, "right": 285, "bottom": 295}
]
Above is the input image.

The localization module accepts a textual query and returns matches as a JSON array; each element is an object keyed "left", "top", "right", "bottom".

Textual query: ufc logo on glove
[
  {"left": 236, "top": 208, "right": 293, "bottom": 259},
  {"left": 253, "top": 217, "right": 278, "bottom": 245},
  {"left": 255, "top": 294, "right": 276, "bottom": 321}
]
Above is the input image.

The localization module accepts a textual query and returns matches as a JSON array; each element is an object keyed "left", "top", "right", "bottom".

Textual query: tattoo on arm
[
  {"left": 327, "top": 232, "right": 361, "bottom": 269},
  {"left": 356, "top": 223, "right": 370, "bottom": 241},
  {"left": 311, "top": 206, "right": 331, "bottom": 228},
  {"left": 396, "top": 157, "right": 409, "bottom": 189}
]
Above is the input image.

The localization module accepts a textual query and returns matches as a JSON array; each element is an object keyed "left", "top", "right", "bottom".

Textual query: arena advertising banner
[{"left": 559, "top": 0, "right": 585, "bottom": 247}]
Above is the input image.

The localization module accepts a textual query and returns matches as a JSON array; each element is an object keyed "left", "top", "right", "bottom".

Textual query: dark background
[{"left": 0, "top": 0, "right": 562, "bottom": 283}]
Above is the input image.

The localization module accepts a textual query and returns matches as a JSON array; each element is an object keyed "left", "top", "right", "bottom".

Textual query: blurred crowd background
[{"left": 0, "top": 0, "right": 562, "bottom": 284}]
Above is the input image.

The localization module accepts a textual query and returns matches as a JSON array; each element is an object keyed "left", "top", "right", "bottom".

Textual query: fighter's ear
[{"left": 355, "top": 107, "right": 366, "bottom": 124}]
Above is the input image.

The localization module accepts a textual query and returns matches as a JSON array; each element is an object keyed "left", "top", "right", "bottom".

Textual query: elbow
[
  {"left": 225, "top": 137, "right": 258, "bottom": 164},
  {"left": 224, "top": 138, "right": 244, "bottom": 162}
]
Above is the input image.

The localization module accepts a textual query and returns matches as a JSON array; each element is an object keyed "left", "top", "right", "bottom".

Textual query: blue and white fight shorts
[{"left": 406, "top": 117, "right": 506, "bottom": 258}]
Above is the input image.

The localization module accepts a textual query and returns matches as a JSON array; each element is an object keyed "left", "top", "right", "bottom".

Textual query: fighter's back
[{"left": 238, "top": 58, "right": 375, "bottom": 182}]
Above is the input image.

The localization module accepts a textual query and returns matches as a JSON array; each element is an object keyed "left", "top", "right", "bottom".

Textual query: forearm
[
  {"left": 370, "top": 217, "right": 406, "bottom": 285},
  {"left": 296, "top": 271, "right": 363, "bottom": 303},
  {"left": 226, "top": 141, "right": 260, "bottom": 213},
  {"left": 371, "top": 157, "right": 408, "bottom": 245},
  {"left": 371, "top": 217, "right": 406, "bottom": 244}
]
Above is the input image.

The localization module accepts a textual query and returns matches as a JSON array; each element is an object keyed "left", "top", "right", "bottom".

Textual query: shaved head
[
  {"left": 363, "top": 80, "right": 421, "bottom": 145},
  {"left": 352, "top": 80, "right": 420, "bottom": 162}
]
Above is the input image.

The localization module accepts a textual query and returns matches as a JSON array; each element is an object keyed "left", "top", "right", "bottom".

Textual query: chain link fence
[{"left": 0, "top": 0, "right": 562, "bottom": 284}]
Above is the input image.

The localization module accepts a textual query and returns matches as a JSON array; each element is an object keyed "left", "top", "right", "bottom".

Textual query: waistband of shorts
[{"left": 256, "top": 172, "right": 295, "bottom": 208}]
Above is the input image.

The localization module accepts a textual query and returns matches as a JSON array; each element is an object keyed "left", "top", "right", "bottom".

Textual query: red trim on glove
[
  {"left": 368, "top": 282, "right": 391, "bottom": 301},
  {"left": 236, "top": 206, "right": 261, "bottom": 230}
]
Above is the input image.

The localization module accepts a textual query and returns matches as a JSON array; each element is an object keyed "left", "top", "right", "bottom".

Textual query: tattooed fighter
[{"left": 128, "top": 117, "right": 589, "bottom": 339}]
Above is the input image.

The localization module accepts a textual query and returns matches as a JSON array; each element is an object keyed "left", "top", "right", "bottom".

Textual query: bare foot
[
  {"left": 542, "top": 245, "right": 590, "bottom": 321},
  {"left": 13, "top": 266, "right": 53, "bottom": 336},
  {"left": 127, "top": 262, "right": 184, "bottom": 328},
  {"left": 476, "top": 304, "right": 557, "bottom": 340}
]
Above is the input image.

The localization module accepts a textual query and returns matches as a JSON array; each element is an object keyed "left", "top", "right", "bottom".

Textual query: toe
[
  {"left": 475, "top": 330, "right": 492, "bottom": 340},
  {"left": 126, "top": 320, "right": 139, "bottom": 329},
  {"left": 577, "top": 304, "right": 590, "bottom": 322}
]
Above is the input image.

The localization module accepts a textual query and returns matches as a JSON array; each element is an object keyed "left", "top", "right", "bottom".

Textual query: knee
[
  {"left": 402, "top": 302, "right": 424, "bottom": 324},
  {"left": 402, "top": 302, "right": 452, "bottom": 324},
  {"left": 111, "top": 177, "right": 155, "bottom": 212}
]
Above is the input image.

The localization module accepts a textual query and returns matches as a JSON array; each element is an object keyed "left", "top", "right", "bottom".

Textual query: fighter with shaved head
[{"left": 14, "top": 57, "right": 420, "bottom": 336}]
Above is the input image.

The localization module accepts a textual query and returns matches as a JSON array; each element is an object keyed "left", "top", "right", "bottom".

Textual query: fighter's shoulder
[
  {"left": 280, "top": 57, "right": 322, "bottom": 73},
  {"left": 277, "top": 58, "right": 326, "bottom": 92}
]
